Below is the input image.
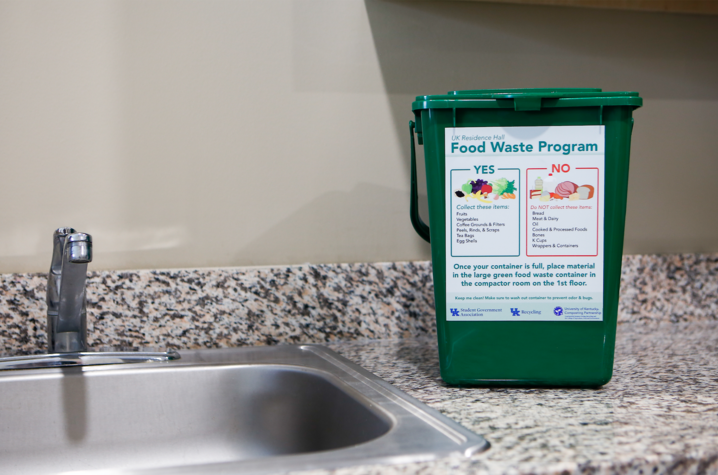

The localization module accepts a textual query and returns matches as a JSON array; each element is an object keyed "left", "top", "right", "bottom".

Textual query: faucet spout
[{"left": 47, "top": 228, "right": 92, "bottom": 353}]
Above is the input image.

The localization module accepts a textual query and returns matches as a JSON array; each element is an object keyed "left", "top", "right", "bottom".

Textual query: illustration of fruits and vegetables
[
  {"left": 530, "top": 176, "right": 594, "bottom": 202},
  {"left": 454, "top": 177, "right": 516, "bottom": 204}
]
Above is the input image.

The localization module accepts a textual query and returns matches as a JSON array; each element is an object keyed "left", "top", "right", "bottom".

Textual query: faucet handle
[
  {"left": 46, "top": 228, "right": 91, "bottom": 316},
  {"left": 47, "top": 227, "right": 76, "bottom": 313},
  {"left": 50, "top": 227, "right": 76, "bottom": 274},
  {"left": 49, "top": 229, "right": 92, "bottom": 353}
]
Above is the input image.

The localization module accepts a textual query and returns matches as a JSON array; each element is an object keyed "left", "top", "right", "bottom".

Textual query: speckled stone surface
[
  {"left": 311, "top": 321, "right": 718, "bottom": 475},
  {"left": 620, "top": 254, "right": 718, "bottom": 323},
  {"left": 0, "top": 262, "right": 435, "bottom": 355},
  {"left": 1, "top": 254, "right": 717, "bottom": 355}
]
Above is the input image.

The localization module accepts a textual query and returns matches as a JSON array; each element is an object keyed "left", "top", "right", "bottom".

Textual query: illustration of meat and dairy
[{"left": 530, "top": 178, "right": 595, "bottom": 202}]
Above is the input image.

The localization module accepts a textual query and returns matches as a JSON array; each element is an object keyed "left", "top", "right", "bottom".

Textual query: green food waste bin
[{"left": 410, "top": 88, "right": 642, "bottom": 387}]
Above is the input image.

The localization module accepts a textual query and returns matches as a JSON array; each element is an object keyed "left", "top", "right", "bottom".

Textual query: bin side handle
[{"left": 410, "top": 120, "right": 431, "bottom": 243}]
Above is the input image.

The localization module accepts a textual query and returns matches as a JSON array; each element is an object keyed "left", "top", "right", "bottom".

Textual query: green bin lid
[
  {"left": 412, "top": 88, "right": 642, "bottom": 111},
  {"left": 449, "top": 88, "right": 603, "bottom": 95}
]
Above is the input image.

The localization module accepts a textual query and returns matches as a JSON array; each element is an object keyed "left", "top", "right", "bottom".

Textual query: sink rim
[{"left": 0, "top": 344, "right": 490, "bottom": 474}]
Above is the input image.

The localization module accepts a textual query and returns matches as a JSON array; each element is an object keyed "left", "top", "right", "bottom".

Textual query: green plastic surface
[
  {"left": 449, "top": 88, "right": 603, "bottom": 95},
  {"left": 410, "top": 88, "right": 642, "bottom": 387}
]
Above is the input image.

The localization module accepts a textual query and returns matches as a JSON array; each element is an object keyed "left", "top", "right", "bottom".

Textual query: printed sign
[{"left": 445, "top": 126, "right": 605, "bottom": 321}]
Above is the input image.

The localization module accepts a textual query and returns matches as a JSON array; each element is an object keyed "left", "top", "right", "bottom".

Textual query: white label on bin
[{"left": 444, "top": 126, "right": 605, "bottom": 321}]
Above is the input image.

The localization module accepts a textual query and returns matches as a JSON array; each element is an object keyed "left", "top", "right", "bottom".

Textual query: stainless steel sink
[{"left": 0, "top": 345, "right": 488, "bottom": 474}]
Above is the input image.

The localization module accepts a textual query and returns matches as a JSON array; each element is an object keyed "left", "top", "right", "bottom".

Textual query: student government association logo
[{"left": 450, "top": 308, "right": 460, "bottom": 317}]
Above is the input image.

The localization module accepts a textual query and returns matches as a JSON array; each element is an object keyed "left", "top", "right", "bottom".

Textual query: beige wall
[{"left": 0, "top": 0, "right": 716, "bottom": 274}]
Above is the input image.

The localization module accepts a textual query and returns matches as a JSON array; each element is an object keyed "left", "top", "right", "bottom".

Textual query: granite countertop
[{"left": 315, "top": 321, "right": 718, "bottom": 475}]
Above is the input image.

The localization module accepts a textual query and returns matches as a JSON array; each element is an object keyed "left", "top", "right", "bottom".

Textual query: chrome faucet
[
  {"left": 46, "top": 227, "right": 92, "bottom": 353},
  {"left": 0, "top": 227, "right": 180, "bottom": 370}
]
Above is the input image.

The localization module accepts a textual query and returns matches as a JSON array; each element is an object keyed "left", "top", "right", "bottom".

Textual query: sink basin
[{"left": 0, "top": 345, "right": 488, "bottom": 474}]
